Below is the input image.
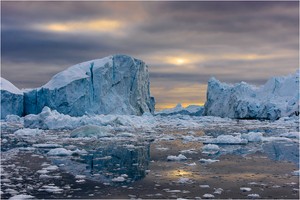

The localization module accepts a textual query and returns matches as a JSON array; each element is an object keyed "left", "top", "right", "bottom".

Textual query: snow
[
  {"left": 1, "top": 77, "right": 24, "bottom": 119},
  {"left": 156, "top": 103, "right": 203, "bottom": 116},
  {"left": 167, "top": 154, "right": 187, "bottom": 161},
  {"left": 204, "top": 135, "right": 248, "bottom": 145},
  {"left": 47, "top": 148, "right": 72, "bottom": 156},
  {"left": 23, "top": 54, "right": 155, "bottom": 116},
  {"left": 9, "top": 194, "right": 34, "bottom": 200},
  {"left": 204, "top": 71, "right": 299, "bottom": 120},
  {"left": 177, "top": 178, "right": 194, "bottom": 184}
]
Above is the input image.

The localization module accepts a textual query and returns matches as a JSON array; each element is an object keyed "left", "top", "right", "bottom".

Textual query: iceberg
[
  {"left": 1, "top": 77, "right": 23, "bottom": 119},
  {"left": 156, "top": 103, "right": 203, "bottom": 116},
  {"left": 24, "top": 54, "right": 155, "bottom": 116},
  {"left": 204, "top": 71, "right": 299, "bottom": 120}
]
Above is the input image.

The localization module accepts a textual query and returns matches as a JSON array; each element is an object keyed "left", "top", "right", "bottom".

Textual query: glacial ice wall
[
  {"left": 23, "top": 55, "right": 155, "bottom": 116},
  {"left": 204, "top": 71, "right": 299, "bottom": 120},
  {"left": 0, "top": 78, "right": 24, "bottom": 119}
]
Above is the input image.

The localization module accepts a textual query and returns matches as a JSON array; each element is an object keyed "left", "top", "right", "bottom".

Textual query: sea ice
[{"left": 204, "top": 135, "right": 248, "bottom": 145}]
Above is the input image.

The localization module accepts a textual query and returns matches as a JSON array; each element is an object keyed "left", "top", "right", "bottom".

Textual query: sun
[{"left": 175, "top": 58, "right": 185, "bottom": 65}]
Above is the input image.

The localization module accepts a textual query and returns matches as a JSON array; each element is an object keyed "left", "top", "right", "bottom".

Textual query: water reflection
[
  {"left": 52, "top": 141, "right": 150, "bottom": 184},
  {"left": 263, "top": 140, "right": 299, "bottom": 165}
]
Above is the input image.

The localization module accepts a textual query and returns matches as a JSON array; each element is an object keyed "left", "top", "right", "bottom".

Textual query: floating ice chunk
[
  {"left": 70, "top": 125, "right": 113, "bottom": 138},
  {"left": 202, "top": 144, "right": 220, "bottom": 152},
  {"left": 203, "top": 193, "right": 215, "bottom": 198},
  {"left": 75, "top": 175, "right": 86, "bottom": 179},
  {"left": 292, "top": 170, "right": 300, "bottom": 176},
  {"left": 38, "top": 185, "right": 63, "bottom": 193},
  {"left": 241, "top": 132, "right": 263, "bottom": 142},
  {"left": 240, "top": 187, "right": 252, "bottom": 192},
  {"left": 112, "top": 176, "right": 126, "bottom": 182},
  {"left": 19, "top": 147, "right": 36, "bottom": 151},
  {"left": 204, "top": 135, "right": 248, "bottom": 145},
  {"left": 47, "top": 148, "right": 72, "bottom": 156},
  {"left": 214, "top": 188, "right": 224, "bottom": 194},
  {"left": 247, "top": 193, "right": 260, "bottom": 198},
  {"left": 43, "top": 165, "right": 58, "bottom": 171},
  {"left": 5, "top": 115, "right": 23, "bottom": 124},
  {"left": 39, "top": 174, "right": 62, "bottom": 179},
  {"left": 33, "top": 143, "right": 62, "bottom": 148},
  {"left": 177, "top": 178, "right": 193, "bottom": 184},
  {"left": 199, "top": 159, "right": 219, "bottom": 164},
  {"left": 200, "top": 185, "right": 210, "bottom": 188},
  {"left": 185, "top": 162, "right": 197, "bottom": 166},
  {"left": 14, "top": 128, "right": 43, "bottom": 137},
  {"left": 156, "top": 147, "right": 169, "bottom": 151},
  {"left": 9, "top": 194, "right": 34, "bottom": 200},
  {"left": 36, "top": 169, "right": 49, "bottom": 174},
  {"left": 180, "top": 149, "right": 197, "bottom": 154},
  {"left": 167, "top": 154, "right": 187, "bottom": 161}
]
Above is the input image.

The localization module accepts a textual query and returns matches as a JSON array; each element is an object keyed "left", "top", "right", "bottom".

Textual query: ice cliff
[
  {"left": 0, "top": 78, "right": 24, "bottom": 119},
  {"left": 204, "top": 71, "right": 299, "bottom": 120},
  {"left": 23, "top": 55, "right": 155, "bottom": 116}
]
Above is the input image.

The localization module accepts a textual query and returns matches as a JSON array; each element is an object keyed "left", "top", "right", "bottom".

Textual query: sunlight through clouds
[{"left": 34, "top": 19, "right": 123, "bottom": 34}]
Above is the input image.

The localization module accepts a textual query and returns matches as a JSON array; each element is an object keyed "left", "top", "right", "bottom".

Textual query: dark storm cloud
[{"left": 1, "top": 1, "right": 299, "bottom": 107}]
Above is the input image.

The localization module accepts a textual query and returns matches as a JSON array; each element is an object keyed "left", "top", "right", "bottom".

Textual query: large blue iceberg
[{"left": 23, "top": 55, "right": 155, "bottom": 116}]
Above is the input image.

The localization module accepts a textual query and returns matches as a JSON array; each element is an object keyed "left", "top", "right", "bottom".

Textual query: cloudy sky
[{"left": 1, "top": 1, "right": 299, "bottom": 110}]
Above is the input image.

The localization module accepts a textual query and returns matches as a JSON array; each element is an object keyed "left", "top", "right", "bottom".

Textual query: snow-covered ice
[
  {"left": 204, "top": 71, "right": 299, "bottom": 120},
  {"left": 1, "top": 77, "right": 24, "bottom": 119}
]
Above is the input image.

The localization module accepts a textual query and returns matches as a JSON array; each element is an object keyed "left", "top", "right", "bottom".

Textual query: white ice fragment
[
  {"left": 167, "top": 154, "right": 187, "bottom": 161},
  {"left": 75, "top": 175, "right": 86, "bottom": 179},
  {"left": 43, "top": 165, "right": 58, "bottom": 171},
  {"left": 202, "top": 144, "right": 220, "bottom": 151},
  {"left": 240, "top": 187, "right": 252, "bottom": 192},
  {"left": 203, "top": 193, "right": 214, "bottom": 198},
  {"left": 199, "top": 159, "right": 219, "bottom": 164},
  {"left": 247, "top": 193, "right": 260, "bottom": 198},
  {"left": 241, "top": 132, "right": 264, "bottom": 142},
  {"left": 177, "top": 178, "right": 193, "bottom": 184},
  {"left": 9, "top": 194, "right": 34, "bottom": 200},
  {"left": 112, "top": 176, "right": 126, "bottom": 182},
  {"left": 214, "top": 188, "right": 224, "bottom": 194},
  {"left": 200, "top": 185, "right": 210, "bottom": 188},
  {"left": 47, "top": 148, "right": 72, "bottom": 156}
]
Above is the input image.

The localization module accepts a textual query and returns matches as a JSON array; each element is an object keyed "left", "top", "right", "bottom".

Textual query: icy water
[{"left": 1, "top": 118, "right": 299, "bottom": 199}]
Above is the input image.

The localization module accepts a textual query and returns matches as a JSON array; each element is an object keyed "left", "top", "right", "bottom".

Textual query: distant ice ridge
[
  {"left": 0, "top": 78, "right": 23, "bottom": 119},
  {"left": 204, "top": 71, "right": 299, "bottom": 120},
  {"left": 155, "top": 103, "right": 203, "bottom": 116},
  {"left": 23, "top": 54, "right": 155, "bottom": 116}
]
